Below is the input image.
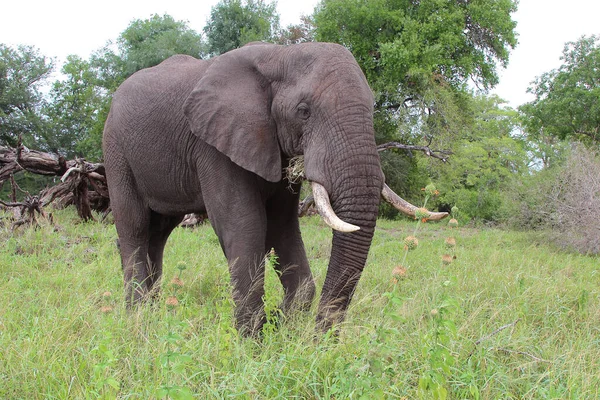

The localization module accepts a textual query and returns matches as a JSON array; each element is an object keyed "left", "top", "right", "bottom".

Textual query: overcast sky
[{"left": 1, "top": 0, "right": 599, "bottom": 109}]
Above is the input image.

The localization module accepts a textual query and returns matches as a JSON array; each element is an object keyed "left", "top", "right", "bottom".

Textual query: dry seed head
[
  {"left": 442, "top": 254, "right": 453, "bottom": 265},
  {"left": 392, "top": 265, "right": 408, "bottom": 277},
  {"left": 171, "top": 277, "right": 184, "bottom": 288},
  {"left": 445, "top": 237, "right": 456, "bottom": 248},
  {"left": 404, "top": 236, "right": 419, "bottom": 250},
  {"left": 100, "top": 305, "right": 113, "bottom": 313},
  {"left": 166, "top": 296, "right": 179, "bottom": 307},
  {"left": 415, "top": 207, "right": 431, "bottom": 221}
]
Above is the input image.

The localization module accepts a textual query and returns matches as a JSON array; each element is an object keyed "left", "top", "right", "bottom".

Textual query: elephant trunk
[{"left": 313, "top": 147, "right": 383, "bottom": 332}]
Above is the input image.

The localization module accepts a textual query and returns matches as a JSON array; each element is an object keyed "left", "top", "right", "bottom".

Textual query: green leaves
[
  {"left": 118, "top": 14, "right": 205, "bottom": 77},
  {"left": 521, "top": 35, "right": 600, "bottom": 144},
  {"left": 204, "top": 0, "right": 280, "bottom": 56},
  {"left": 0, "top": 44, "right": 54, "bottom": 147}
]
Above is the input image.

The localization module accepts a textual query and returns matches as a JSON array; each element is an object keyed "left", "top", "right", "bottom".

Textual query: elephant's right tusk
[
  {"left": 311, "top": 182, "right": 360, "bottom": 233},
  {"left": 381, "top": 183, "right": 448, "bottom": 221}
]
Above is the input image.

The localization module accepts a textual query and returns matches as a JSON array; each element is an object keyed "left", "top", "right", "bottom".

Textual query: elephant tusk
[
  {"left": 381, "top": 183, "right": 448, "bottom": 221},
  {"left": 311, "top": 182, "right": 360, "bottom": 233}
]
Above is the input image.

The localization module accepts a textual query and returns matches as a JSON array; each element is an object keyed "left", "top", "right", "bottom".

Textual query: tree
[
  {"left": 117, "top": 14, "right": 206, "bottom": 78},
  {"left": 312, "top": 0, "right": 518, "bottom": 204},
  {"left": 36, "top": 14, "right": 205, "bottom": 161},
  {"left": 274, "top": 15, "right": 316, "bottom": 45},
  {"left": 42, "top": 56, "right": 105, "bottom": 160},
  {"left": 0, "top": 44, "right": 53, "bottom": 147},
  {"left": 425, "top": 95, "right": 527, "bottom": 221},
  {"left": 92, "top": 14, "right": 205, "bottom": 91},
  {"left": 520, "top": 35, "right": 600, "bottom": 144},
  {"left": 313, "top": 0, "right": 518, "bottom": 142},
  {"left": 204, "top": 0, "right": 280, "bottom": 55}
]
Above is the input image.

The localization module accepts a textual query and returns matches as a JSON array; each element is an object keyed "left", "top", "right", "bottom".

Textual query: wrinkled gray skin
[{"left": 103, "top": 42, "right": 384, "bottom": 335}]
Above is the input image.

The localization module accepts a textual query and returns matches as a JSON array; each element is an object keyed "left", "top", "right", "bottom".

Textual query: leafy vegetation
[
  {"left": 0, "top": 45, "right": 53, "bottom": 148},
  {"left": 520, "top": 35, "right": 600, "bottom": 144},
  {"left": 204, "top": 0, "right": 280, "bottom": 56},
  {"left": 1, "top": 210, "right": 599, "bottom": 398}
]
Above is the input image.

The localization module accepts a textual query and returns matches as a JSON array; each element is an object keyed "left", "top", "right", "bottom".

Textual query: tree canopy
[
  {"left": 204, "top": 0, "right": 279, "bottom": 55},
  {"left": 0, "top": 44, "right": 54, "bottom": 147},
  {"left": 314, "top": 0, "right": 518, "bottom": 144},
  {"left": 520, "top": 35, "right": 600, "bottom": 144}
]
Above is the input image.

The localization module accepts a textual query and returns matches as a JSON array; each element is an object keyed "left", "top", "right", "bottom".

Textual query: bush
[
  {"left": 551, "top": 144, "right": 600, "bottom": 254},
  {"left": 507, "top": 144, "right": 600, "bottom": 254}
]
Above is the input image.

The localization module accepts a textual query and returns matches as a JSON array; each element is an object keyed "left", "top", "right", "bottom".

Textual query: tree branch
[{"left": 377, "top": 141, "right": 453, "bottom": 162}]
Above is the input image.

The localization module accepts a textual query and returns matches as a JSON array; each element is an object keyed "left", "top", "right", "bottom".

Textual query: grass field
[{"left": 0, "top": 210, "right": 598, "bottom": 399}]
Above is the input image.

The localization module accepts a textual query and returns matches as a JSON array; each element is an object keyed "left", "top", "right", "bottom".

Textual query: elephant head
[{"left": 181, "top": 42, "right": 444, "bottom": 330}]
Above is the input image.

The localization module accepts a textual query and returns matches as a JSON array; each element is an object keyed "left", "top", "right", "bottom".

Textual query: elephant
[{"left": 102, "top": 42, "right": 447, "bottom": 336}]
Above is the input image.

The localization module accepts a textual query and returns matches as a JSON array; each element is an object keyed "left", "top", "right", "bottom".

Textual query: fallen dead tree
[{"left": 0, "top": 143, "right": 109, "bottom": 224}]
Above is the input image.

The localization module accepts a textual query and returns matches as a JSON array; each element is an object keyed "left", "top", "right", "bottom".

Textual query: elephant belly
[
  {"left": 130, "top": 156, "right": 206, "bottom": 216},
  {"left": 143, "top": 177, "right": 205, "bottom": 217}
]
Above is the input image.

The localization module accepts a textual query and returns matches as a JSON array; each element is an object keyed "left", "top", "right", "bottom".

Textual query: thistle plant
[
  {"left": 156, "top": 262, "right": 193, "bottom": 400},
  {"left": 419, "top": 280, "right": 460, "bottom": 400},
  {"left": 398, "top": 183, "right": 439, "bottom": 268},
  {"left": 385, "top": 184, "right": 441, "bottom": 319},
  {"left": 441, "top": 206, "right": 459, "bottom": 266}
]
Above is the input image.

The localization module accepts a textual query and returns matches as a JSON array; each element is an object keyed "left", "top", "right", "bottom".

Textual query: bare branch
[{"left": 377, "top": 141, "right": 453, "bottom": 162}]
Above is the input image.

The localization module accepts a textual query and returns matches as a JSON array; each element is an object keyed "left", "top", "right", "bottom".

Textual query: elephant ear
[{"left": 183, "top": 48, "right": 281, "bottom": 182}]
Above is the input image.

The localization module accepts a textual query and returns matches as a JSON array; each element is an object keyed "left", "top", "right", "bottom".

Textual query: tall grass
[{"left": 0, "top": 210, "right": 598, "bottom": 398}]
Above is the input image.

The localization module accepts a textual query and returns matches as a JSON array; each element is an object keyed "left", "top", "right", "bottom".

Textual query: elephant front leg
[
  {"left": 265, "top": 184, "right": 316, "bottom": 314},
  {"left": 228, "top": 253, "right": 268, "bottom": 336}
]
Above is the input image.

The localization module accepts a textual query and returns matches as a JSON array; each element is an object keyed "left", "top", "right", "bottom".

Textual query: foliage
[
  {"left": 116, "top": 14, "right": 206, "bottom": 79},
  {"left": 313, "top": 0, "right": 518, "bottom": 139},
  {"left": 1, "top": 211, "right": 599, "bottom": 397},
  {"left": 204, "top": 0, "right": 280, "bottom": 55},
  {"left": 313, "top": 0, "right": 518, "bottom": 209},
  {"left": 27, "top": 14, "right": 204, "bottom": 161},
  {"left": 424, "top": 95, "right": 528, "bottom": 222},
  {"left": 41, "top": 56, "right": 105, "bottom": 160},
  {"left": 0, "top": 44, "right": 54, "bottom": 147},
  {"left": 274, "top": 15, "right": 316, "bottom": 45},
  {"left": 520, "top": 35, "right": 600, "bottom": 144}
]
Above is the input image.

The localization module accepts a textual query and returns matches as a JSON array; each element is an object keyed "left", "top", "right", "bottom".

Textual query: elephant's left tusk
[
  {"left": 311, "top": 182, "right": 360, "bottom": 233},
  {"left": 381, "top": 183, "right": 448, "bottom": 221}
]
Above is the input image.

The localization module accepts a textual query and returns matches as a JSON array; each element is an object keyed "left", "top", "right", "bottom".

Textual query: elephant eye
[{"left": 296, "top": 103, "right": 311, "bottom": 120}]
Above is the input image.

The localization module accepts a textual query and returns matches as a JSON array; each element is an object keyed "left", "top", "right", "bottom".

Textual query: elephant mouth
[{"left": 310, "top": 181, "right": 448, "bottom": 232}]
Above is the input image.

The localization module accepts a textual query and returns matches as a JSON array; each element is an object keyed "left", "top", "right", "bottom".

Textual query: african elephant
[{"left": 103, "top": 42, "right": 446, "bottom": 335}]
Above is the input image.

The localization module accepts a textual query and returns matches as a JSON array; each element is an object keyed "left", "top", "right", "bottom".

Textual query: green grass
[{"left": 1, "top": 210, "right": 599, "bottom": 398}]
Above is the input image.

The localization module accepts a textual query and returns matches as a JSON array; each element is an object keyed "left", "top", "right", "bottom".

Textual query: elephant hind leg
[
  {"left": 106, "top": 153, "right": 154, "bottom": 305},
  {"left": 146, "top": 212, "right": 184, "bottom": 298},
  {"left": 117, "top": 226, "right": 152, "bottom": 306}
]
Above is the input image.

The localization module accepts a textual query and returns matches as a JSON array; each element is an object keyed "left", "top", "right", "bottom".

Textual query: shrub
[{"left": 551, "top": 144, "right": 600, "bottom": 254}]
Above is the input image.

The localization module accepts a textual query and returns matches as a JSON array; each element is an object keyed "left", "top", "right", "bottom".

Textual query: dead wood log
[
  {"left": 0, "top": 178, "right": 52, "bottom": 229},
  {"left": 0, "top": 143, "right": 109, "bottom": 220}
]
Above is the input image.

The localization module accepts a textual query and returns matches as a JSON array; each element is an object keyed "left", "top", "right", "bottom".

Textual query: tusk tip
[
  {"left": 429, "top": 212, "right": 449, "bottom": 221},
  {"left": 340, "top": 224, "right": 360, "bottom": 233}
]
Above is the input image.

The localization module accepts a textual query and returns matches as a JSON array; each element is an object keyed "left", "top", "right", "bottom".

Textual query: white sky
[{"left": 1, "top": 0, "right": 599, "bottom": 109}]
